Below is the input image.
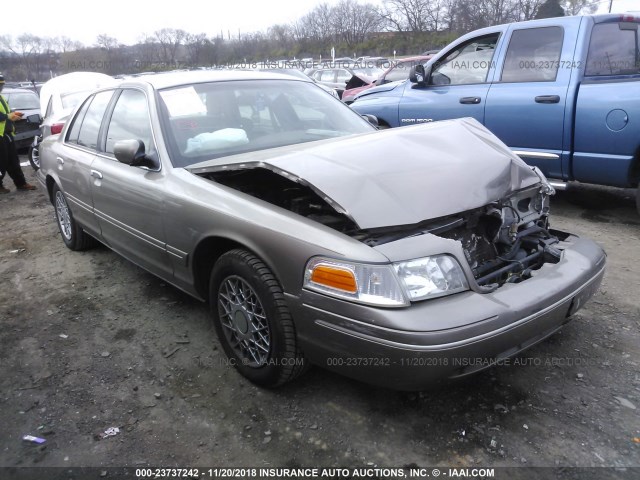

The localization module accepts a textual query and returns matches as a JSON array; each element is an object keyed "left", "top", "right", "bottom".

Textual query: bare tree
[
  {"left": 95, "top": 34, "right": 119, "bottom": 51},
  {"left": 0, "top": 34, "right": 13, "bottom": 52},
  {"left": 297, "top": 3, "right": 336, "bottom": 45},
  {"left": 55, "top": 36, "right": 83, "bottom": 53},
  {"left": 14, "top": 34, "right": 46, "bottom": 79},
  {"left": 382, "top": 0, "right": 433, "bottom": 32},
  {"left": 515, "top": 0, "right": 545, "bottom": 20},
  {"left": 154, "top": 28, "right": 187, "bottom": 66},
  {"left": 562, "top": 0, "right": 597, "bottom": 15},
  {"left": 185, "top": 33, "right": 209, "bottom": 66},
  {"left": 134, "top": 34, "right": 161, "bottom": 70},
  {"left": 334, "top": 0, "right": 383, "bottom": 46},
  {"left": 267, "top": 24, "right": 294, "bottom": 49}
]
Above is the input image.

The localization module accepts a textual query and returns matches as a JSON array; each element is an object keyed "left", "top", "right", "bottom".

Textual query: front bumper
[{"left": 289, "top": 234, "right": 606, "bottom": 390}]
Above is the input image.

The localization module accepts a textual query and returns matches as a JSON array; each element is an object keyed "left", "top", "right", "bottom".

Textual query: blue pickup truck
[{"left": 351, "top": 14, "right": 640, "bottom": 213}]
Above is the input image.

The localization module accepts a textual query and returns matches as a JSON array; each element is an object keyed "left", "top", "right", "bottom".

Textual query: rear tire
[
  {"left": 209, "top": 249, "right": 307, "bottom": 387},
  {"left": 28, "top": 142, "right": 40, "bottom": 171},
  {"left": 53, "top": 184, "right": 95, "bottom": 251}
]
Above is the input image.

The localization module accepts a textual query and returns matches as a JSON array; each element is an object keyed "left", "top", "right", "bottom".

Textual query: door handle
[
  {"left": 56, "top": 157, "right": 64, "bottom": 165},
  {"left": 90, "top": 170, "right": 103, "bottom": 179},
  {"left": 459, "top": 97, "right": 481, "bottom": 104},
  {"left": 535, "top": 95, "right": 560, "bottom": 104}
]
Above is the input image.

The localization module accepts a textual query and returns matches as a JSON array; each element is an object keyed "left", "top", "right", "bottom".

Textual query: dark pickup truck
[{"left": 351, "top": 14, "right": 640, "bottom": 213}]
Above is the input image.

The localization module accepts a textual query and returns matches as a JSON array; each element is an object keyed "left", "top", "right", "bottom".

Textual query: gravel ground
[{"left": 0, "top": 162, "right": 639, "bottom": 480}]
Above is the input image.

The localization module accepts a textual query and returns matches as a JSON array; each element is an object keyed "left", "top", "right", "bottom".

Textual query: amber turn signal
[{"left": 310, "top": 265, "right": 358, "bottom": 293}]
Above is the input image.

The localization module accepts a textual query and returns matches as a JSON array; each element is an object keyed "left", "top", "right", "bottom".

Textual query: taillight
[{"left": 51, "top": 123, "right": 64, "bottom": 135}]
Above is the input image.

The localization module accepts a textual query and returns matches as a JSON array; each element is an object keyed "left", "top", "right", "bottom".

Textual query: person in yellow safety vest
[{"left": 0, "top": 73, "right": 36, "bottom": 193}]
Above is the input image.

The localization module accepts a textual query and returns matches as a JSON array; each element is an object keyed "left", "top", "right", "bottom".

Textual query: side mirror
[
  {"left": 409, "top": 65, "right": 428, "bottom": 86},
  {"left": 114, "top": 139, "right": 158, "bottom": 169},
  {"left": 361, "top": 114, "right": 379, "bottom": 128}
]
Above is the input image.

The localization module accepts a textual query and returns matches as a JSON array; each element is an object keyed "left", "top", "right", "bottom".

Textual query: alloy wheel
[
  {"left": 55, "top": 191, "right": 72, "bottom": 241},
  {"left": 218, "top": 275, "right": 271, "bottom": 367}
]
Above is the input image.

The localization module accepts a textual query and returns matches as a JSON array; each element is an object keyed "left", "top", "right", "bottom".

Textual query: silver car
[{"left": 37, "top": 71, "right": 606, "bottom": 390}]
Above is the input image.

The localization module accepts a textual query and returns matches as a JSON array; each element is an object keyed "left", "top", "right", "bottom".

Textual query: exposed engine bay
[{"left": 200, "top": 166, "right": 562, "bottom": 289}]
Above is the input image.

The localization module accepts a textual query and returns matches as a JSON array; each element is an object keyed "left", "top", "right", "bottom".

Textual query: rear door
[
  {"left": 56, "top": 90, "right": 114, "bottom": 237},
  {"left": 572, "top": 18, "right": 640, "bottom": 187},
  {"left": 398, "top": 32, "right": 501, "bottom": 125},
  {"left": 484, "top": 20, "right": 576, "bottom": 180}
]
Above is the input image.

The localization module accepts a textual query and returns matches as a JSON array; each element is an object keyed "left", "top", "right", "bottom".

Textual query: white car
[{"left": 30, "top": 73, "right": 118, "bottom": 169}]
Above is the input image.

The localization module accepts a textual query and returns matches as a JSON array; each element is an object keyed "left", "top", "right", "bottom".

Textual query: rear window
[
  {"left": 586, "top": 22, "right": 640, "bottom": 76},
  {"left": 4, "top": 91, "right": 39, "bottom": 109}
]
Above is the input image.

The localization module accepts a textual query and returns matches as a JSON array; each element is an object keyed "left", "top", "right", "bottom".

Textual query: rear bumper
[
  {"left": 12, "top": 128, "right": 39, "bottom": 150},
  {"left": 290, "top": 235, "right": 606, "bottom": 390}
]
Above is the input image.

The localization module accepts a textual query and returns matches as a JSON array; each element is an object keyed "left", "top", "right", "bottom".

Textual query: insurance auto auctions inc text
[{"left": 198, "top": 467, "right": 495, "bottom": 478}]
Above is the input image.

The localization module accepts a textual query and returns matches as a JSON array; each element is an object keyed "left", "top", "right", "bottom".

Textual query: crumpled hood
[{"left": 190, "top": 118, "right": 541, "bottom": 229}]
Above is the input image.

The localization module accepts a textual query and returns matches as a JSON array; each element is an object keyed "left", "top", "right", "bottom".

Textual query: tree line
[{"left": 0, "top": 0, "right": 594, "bottom": 81}]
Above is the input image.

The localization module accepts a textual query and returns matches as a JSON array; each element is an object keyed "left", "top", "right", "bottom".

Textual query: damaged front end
[
  {"left": 353, "top": 177, "right": 561, "bottom": 290},
  {"left": 197, "top": 161, "right": 561, "bottom": 292},
  {"left": 414, "top": 183, "right": 561, "bottom": 289}
]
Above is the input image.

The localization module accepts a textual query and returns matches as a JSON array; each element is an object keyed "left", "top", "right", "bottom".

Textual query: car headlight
[
  {"left": 394, "top": 255, "right": 469, "bottom": 301},
  {"left": 304, "top": 255, "right": 469, "bottom": 307}
]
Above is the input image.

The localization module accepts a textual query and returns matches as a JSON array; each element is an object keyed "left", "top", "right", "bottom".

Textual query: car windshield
[
  {"left": 158, "top": 79, "right": 373, "bottom": 167},
  {"left": 4, "top": 92, "right": 39, "bottom": 110}
]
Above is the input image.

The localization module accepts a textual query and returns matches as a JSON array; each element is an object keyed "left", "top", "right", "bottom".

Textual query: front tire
[
  {"left": 209, "top": 249, "right": 306, "bottom": 387},
  {"left": 53, "top": 184, "right": 95, "bottom": 251}
]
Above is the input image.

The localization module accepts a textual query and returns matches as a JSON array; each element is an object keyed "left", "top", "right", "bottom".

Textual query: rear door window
[
  {"left": 66, "top": 97, "right": 92, "bottom": 144},
  {"left": 500, "top": 27, "right": 564, "bottom": 82},
  {"left": 586, "top": 22, "right": 640, "bottom": 76},
  {"left": 75, "top": 91, "right": 113, "bottom": 150}
]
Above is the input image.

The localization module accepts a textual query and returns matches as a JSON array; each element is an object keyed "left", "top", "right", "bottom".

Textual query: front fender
[{"left": 350, "top": 81, "right": 406, "bottom": 127}]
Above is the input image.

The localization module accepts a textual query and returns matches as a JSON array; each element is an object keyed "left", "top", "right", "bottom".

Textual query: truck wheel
[
  {"left": 209, "top": 249, "right": 307, "bottom": 387},
  {"left": 636, "top": 184, "right": 640, "bottom": 215}
]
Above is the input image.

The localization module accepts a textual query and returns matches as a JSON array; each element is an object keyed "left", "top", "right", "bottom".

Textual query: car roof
[{"left": 117, "top": 70, "right": 307, "bottom": 90}]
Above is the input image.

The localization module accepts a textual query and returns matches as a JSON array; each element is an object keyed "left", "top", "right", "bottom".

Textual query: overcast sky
[
  {"left": 28, "top": 0, "right": 352, "bottom": 46},
  {"left": 22, "top": 0, "right": 640, "bottom": 46}
]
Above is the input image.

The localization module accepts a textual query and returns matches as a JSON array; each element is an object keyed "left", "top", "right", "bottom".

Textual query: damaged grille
[{"left": 437, "top": 205, "right": 563, "bottom": 287}]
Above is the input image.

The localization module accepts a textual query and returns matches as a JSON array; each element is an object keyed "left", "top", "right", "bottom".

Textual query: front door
[
  {"left": 398, "top": 33, "right": 501, "bottom": 126},
  {"left": 90, "top": 88, "right": 171, "bottom": 278}
]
